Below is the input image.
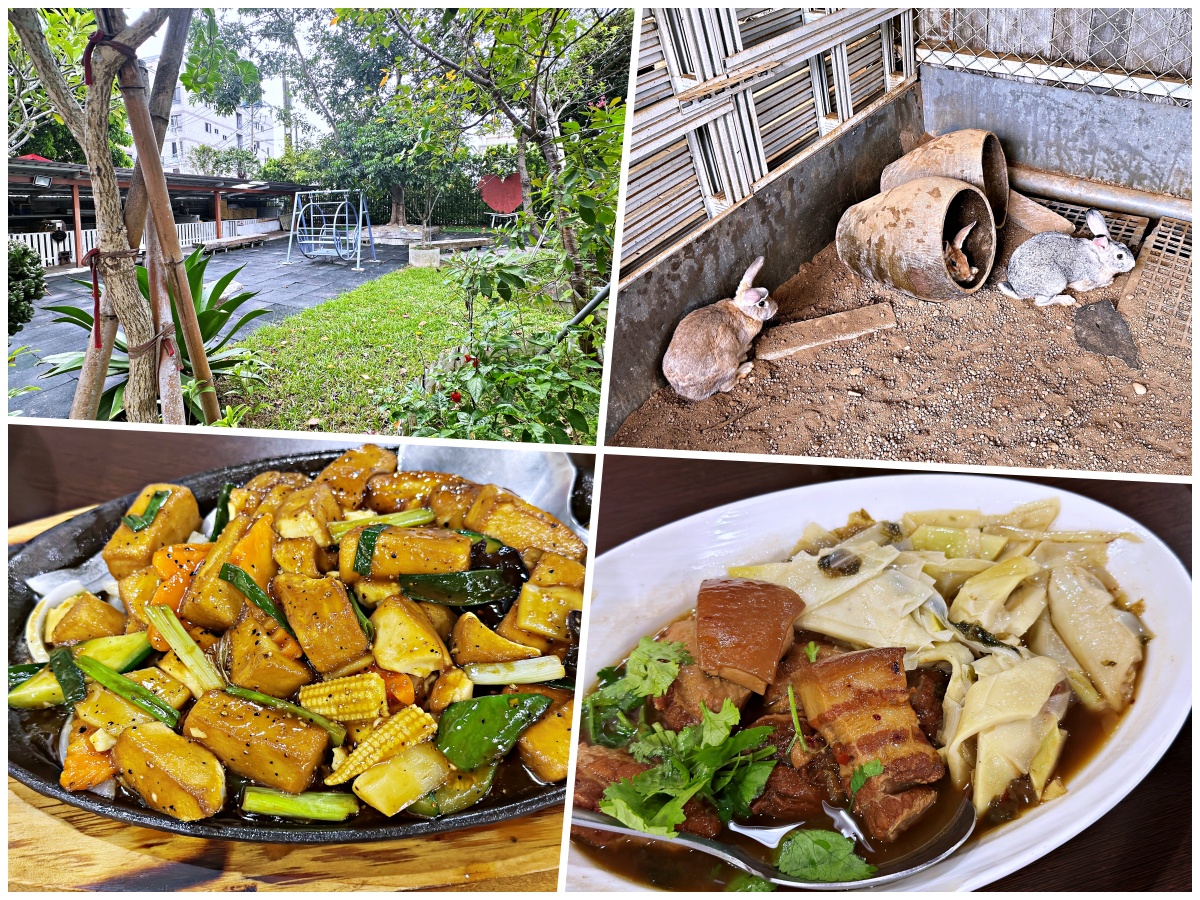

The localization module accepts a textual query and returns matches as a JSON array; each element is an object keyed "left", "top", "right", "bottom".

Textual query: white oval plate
[{"left": 568, "top": 473, "right": 1191, "bottom": 891}]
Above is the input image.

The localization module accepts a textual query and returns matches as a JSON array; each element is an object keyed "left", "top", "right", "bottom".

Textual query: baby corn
[
  {"left": 299, "top": 672, "right": 388, "bottom": 722},
  {"left": 324, "top": 705, "right": 436, "bottom": 786}
]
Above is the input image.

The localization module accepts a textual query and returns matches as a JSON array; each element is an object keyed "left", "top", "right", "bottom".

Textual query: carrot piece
[
  {"left": 152, "top": 543, "right": 211, "bottom": 581},
  {"left": 227, "top": 514, "right": 278, "bottom": 592},
  {"left": 59, "top": 724, "right": 118, "bottom": 792},
  {"left": 367, "top": 665, "right": 415, "bottom": 710}
]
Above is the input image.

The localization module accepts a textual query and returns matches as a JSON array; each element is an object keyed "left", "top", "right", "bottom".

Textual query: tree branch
[{"left": 9, "top": 8, "right": 87, "bottom": 143}]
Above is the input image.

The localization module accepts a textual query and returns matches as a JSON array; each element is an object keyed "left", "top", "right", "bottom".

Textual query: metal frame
[{"left": 285, "top": 189, "right": 378, "bottom": 271}]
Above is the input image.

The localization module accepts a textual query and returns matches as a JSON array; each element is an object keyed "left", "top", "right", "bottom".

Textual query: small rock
[
  {"left": 849, "top": 367, "right": 863, "bottom": 376},
  {"left": 848, "top": 390, "right": 862, "bottom": 397},
  {"left": 306, "top": 417, "right": 321, "bottom": 427},
  {"left": 1133, "top": 383, "right": 1147, "bottom": 395},
  {"left": 1048, "top": 442, "right": 1059, "bottom": 451}
]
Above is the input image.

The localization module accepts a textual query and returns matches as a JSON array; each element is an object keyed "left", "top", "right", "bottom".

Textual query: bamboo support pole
[
  {"left": 118, "top": 62, "right": 221, "bottom": 424},
  {"left": 145, "top": 206, "right": 186, "bottom": 425}
]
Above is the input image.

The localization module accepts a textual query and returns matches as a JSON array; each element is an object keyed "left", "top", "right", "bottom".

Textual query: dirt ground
[{"left": 612, "top": 223, "right": 1191, "bottom": 475}]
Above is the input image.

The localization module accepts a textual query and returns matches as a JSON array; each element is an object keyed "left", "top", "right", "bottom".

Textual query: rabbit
[
  {"left": 662, "top": 256, "right": 777, "bottom": 401},
  {"left": 944, "top": 221, "right": 979, "bottom": 283},
  {"left": 998, "top": 208, "right": 1135, "bottom": 307}
]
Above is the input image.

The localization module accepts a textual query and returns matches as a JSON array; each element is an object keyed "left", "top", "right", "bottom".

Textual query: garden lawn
[{"left": 225, "top": 266, "right": 561, "bottom": 433}]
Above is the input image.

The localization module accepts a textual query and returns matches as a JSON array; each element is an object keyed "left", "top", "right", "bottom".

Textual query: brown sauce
[{"left": 576, "top": 626, "right": 1134, "bottom": 890}]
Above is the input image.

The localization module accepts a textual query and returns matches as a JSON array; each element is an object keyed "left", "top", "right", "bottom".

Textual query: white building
[{"left": 141, "top": 55, "right": 277, "bottom": 175}]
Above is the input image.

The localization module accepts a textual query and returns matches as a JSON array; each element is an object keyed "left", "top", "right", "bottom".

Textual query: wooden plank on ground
[{"left": 755, "top": 303, "right": 897, "bottom": 360}]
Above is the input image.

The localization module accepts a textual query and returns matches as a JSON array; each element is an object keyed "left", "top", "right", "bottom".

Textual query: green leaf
[
  {"left": 726, "top": 873, "right": 777, "bottom": 891},
  {"left": 849, "top": 759, "right": 884, "bottom": 805},
  {"left": 775, "top": 830, "right": 876, "bottom": 882},
  {"left": 804, "top": 641, "right": 818, "bottom": 663}
]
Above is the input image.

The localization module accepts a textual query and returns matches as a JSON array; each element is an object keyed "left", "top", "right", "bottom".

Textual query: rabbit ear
[
  {"left": 735, "top": 256, "right": 766, "bottom": 301},
  {"left": 1092, "top": 236, "right": 1111, "bottom": 249},
  {"left": 953, "top": 221, "right": 977, "bottom": 248},
  {"left": 1085, "top": 209, "right": 1110, "bottom": 237}
]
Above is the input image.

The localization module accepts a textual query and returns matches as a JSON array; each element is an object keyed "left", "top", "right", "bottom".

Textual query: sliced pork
[
  {"left": 651, "top": 618, "right": 751, "bottom": 731},
  {"left": 695, "top": 578, "right": 806, "bottom": 692},
  {"left": 795, "top": 647, "right": 946, "bottom": 842},
  {"left": 746, "top": 713, "right": 844, "bottom": 820}
]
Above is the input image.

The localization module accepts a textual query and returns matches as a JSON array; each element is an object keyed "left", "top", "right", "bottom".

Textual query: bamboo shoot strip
[
  {"left": 74, "top": 656, "right": 180, "bottom": 728},
  {"left": 327, "top": 509, "right": 435, "bottom": 544},
  {"left": 354, "top": 524, "right": 388, "bottom": 577},
  {"left": 224, "top": 685, "right": 347, "bottom": 746},
  {"left": 219, "top": 564, "right": 294, "bottom": 635},
  {"left": 143, "top": 605, "right": 225, "bottom": 692},
  {"left": 241, "top": 785, "right": 359, "bottom": 821},
  {"left": 209, "top": 483, "right": 234, "bottom": 541},
  {"left": 122, "top": 490, "right": 171, "bottom": 531},
  {"left": 48, "top": 648, "right": 86, "bottom": 705}
]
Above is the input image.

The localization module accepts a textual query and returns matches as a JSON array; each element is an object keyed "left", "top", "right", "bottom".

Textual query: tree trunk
[
  {"left": 85, "top": 92, "right": 159, "bottom": 422},
  {"left": 388, "top": 183, "right": 407, "bottom": 227},
  {"left": 514, "top": 132, "right": 542, "bottom": 240}
]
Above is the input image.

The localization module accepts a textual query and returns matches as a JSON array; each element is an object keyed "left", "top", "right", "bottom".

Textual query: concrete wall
[
  {"left": 920, "top": 65, "right": 1192, "bottom": 199},
  {"left": 605, "top": 84, "right": 924, "bottom": 440}
]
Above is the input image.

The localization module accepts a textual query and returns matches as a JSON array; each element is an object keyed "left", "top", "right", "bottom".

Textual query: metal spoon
[{"left": 572, "top": 796, "right": 976, "bottom": 890}]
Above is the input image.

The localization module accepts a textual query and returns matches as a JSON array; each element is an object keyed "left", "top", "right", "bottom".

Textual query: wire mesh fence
[{"left": 915, "top": 8, "right": 1192, "bottom": 107}]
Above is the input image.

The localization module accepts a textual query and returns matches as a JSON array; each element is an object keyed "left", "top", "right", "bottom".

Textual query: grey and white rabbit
[
  {"left": 999, "top": 209, "right": 1135, "bottom": 307},
  {"left": 662, "top": 256, "right": 777, "bottom": 401}
]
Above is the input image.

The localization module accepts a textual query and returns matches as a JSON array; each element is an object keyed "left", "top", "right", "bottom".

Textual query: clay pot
[
  {"left": 880, "top": 129, "right": 1009, "bottom": 227},
  {"left": 835, "top": 176, "right": 996, "bottom": 302}
]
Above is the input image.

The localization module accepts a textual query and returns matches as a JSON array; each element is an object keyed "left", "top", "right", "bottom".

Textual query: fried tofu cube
[
  {"left": 274, "top": 483, "right": 343, "bottom": 548},
  {"left": 365, "top": 471, "right": 470, "bottom": 514},
  {"left": 102, "top": 484, "right": 202, "bottom": 579},
  {"left": 226, "top": 608, "right": 313, "bottom": 698},
  {"left": 370, "top": 595, "right": 452, "bottom": 678},
  {"left": 273, "top": 536, "right": 334, "bottom": 578},
  {"left": 529, "top": 552, "right": 587, "bottom": 589},
  {"left": 184, "top": 691, "right": 329, "bottom": 793},
  {"left": 464, "top": 484, "right": 586, "bottom": 561},
  {"left": 178, "top": 514, "right": 250, "bottom": 632},
  {"left": 429, "top": 482, "right": 484, "bottom": 531},
  {"left": 274, "top": 573, "right": 370, "bottom": 674},
  {"left": 338, "top": 526, "right": 472, "bottom": 584},
  {"left": 112, "top": 721, "right": 226, "bottom": 821},
  {"left": 118, "top": 566, "right": 161, "bottom": 631},
  {"left": 316, "top": 445, "right": 398, "bottom": 510},
  {"left": 46, "top": 591, "right": 126, "bottom": 645}
]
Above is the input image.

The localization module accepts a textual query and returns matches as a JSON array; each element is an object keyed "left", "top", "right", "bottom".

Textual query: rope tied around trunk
[
  {"left": 127, "top": 323, "right": 180, "bottom": 369},
  {"left": 81, "top": 248, "right": 140, "bottom": 349},
  {"left": 82, "top": 30, "right": 138, "bottom": 86}
]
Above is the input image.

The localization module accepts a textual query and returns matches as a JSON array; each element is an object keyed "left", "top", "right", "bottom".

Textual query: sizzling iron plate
[{"left": 8, "top": 449, "right": 574, "bottom": 843}]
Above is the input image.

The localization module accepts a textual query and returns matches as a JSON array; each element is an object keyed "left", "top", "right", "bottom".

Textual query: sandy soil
[{"left": 612, "top": 223, "right": 1191, "bottom": 475}]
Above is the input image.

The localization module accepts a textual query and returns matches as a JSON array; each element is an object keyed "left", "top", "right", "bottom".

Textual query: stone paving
[{"left": 8, "top": 236, "right": 412, "bottom": 419}]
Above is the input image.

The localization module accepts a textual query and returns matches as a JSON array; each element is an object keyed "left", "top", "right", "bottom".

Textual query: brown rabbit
[
  {"left": 944, "top": 221, "right": 978, "bottom": 283},
  {"left": 662, "top": 256, "right": 777, "bottom": 401}
]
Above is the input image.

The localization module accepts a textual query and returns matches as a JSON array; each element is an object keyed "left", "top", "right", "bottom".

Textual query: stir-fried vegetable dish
[
  {"left": 573, "top": 499, "right": 1148, "bottom": 887},
  {"left": 11, "top": 445, "right": 584, "bottom": 824}
]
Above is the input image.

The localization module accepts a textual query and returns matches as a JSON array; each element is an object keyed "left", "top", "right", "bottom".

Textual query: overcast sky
[{"left": 129, "top": 7, "right": 321, "bottom": 135}]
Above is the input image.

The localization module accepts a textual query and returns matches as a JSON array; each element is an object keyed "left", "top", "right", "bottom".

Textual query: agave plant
[{"left": 39, "top": 246, "right": 270, "bottom": 421}]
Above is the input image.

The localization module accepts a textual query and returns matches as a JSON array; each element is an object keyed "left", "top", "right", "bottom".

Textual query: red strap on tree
[{"left": 82, "top": 30, "right": 138, "bottom": 86}]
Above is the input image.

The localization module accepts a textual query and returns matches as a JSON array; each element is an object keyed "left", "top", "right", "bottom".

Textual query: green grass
[{"left": 222, "top": 267, "right": 561, "bottom": 433}]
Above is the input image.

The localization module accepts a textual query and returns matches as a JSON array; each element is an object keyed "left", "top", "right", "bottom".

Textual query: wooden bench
[{"left": 198, "top": 234, "right": 268, "bottom": 254}]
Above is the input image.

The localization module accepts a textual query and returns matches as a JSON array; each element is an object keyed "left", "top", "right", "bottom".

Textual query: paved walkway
[{"left": 8, "top": 237, "right": 412, "bottom": 419}]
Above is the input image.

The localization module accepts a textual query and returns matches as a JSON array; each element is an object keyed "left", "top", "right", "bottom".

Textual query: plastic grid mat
[
  {"left": 1031, "top": 198, "right": 1150, "bottom": 251},
  {"left": 1118, "top": 216, "right": 1192, "bottom": 350}
]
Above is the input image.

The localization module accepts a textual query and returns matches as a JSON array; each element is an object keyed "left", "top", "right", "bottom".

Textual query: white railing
[{"left": 9, "top": 220, "right": 254, "bottom": 268}]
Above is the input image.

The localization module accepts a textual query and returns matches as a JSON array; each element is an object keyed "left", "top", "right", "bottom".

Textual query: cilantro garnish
[
  {"left": 583, "top": 637, "right": 692, "bottom": 748},
  {"left": 804, "top": 641, "right": 818, "bottom": 663},
  {"left": 776, "top": 829, "right": 877, "bottom": 882},
  {"left": 599, "top": 699, "right": 777, "bottom": 837},
  {"left": 848, "top": 759, "right": 884, "bottom": 805},
  {"left": 785, "top": 684, "right": 808, "bottom": 755}
]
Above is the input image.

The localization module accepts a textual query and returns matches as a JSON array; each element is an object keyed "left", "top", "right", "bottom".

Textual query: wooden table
[
  {"left": 7, "top": 425, "right": 562, "bottom": 892},
  {"left": 595, "top": 455, "right": 1191, "bottom": 892}
]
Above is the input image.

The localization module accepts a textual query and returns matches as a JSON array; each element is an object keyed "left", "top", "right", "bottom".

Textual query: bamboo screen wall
[{"left": 622, "top": 8, "right": 915, "bottom": 280}]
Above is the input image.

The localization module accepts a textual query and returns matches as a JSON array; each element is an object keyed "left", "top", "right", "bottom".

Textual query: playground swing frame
[{"left": 285, "top": 189, "right": 378, "bottom": 271}]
